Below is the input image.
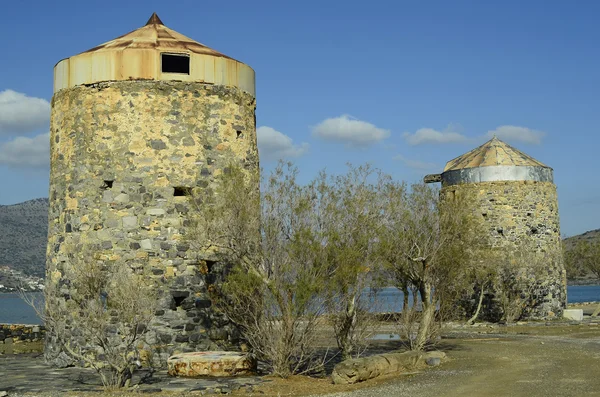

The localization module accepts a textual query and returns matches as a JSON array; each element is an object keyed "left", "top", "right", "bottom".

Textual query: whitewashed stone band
[{"left": 441, "top": 165, "right": 554, "bottom": 186}]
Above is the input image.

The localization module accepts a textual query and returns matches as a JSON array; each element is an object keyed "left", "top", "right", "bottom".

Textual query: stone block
[
  {"left": 123, "top": 216, "right": 138, "bottom": 228},
  {"left": 563, "top": 309, "right": 583, "bottom": 321},
  {"left": 140, "top": 239, "right": 153, "bottom": 250},
  {"left": 167, "top": 351, "right": 257, "bottom": 377},
  {"left": 114, "top": 193, "right": 130, "bottom": 203},
  {"left": 102, "top": 191, "right": 113, "bottom": 203},
  {"left": 147, "top": 208, "right": 166, "bottom": 216}
]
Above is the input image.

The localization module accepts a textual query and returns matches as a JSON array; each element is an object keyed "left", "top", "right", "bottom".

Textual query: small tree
[
  {"left": 37, "top": 259, "right": 157, "bottom": 388},
  {"left": 381, "top": 183, "right": 484, "bottom": 350},
  {"left": 565, "top": 240, "right": 600, "bottom": 316},
  {"left": 563, "top": 241, "right": 587, "bottom": 280},
  {"left": 567, "top": 240, "right": 600, "bottom": 280},
  {"left": 317, "top": 165, "right": 388, "bottom": 360}
]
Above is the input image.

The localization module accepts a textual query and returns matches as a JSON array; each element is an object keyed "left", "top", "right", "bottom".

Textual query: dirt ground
[
  {"left": 3, "top": 304, "right": 600, "bottom": 397},
  {"left": 243, "top": 327, "right": 600, "bottom": 397},
  {"left": 245, "top": 305, "right": 600, "bottom": 397}
]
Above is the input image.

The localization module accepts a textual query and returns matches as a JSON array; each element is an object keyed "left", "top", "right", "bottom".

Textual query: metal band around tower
[{"left": 441, "top": 165, "right": 554, "bottom": 186}]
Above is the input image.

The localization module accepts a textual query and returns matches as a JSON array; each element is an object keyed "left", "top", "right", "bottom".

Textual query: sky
[{"left": 0, "top": 0, "right": 598, "bottom": 237}]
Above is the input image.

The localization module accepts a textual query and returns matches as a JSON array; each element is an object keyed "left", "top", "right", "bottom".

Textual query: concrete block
[{"left": 563, "top": 309, "right": 583, "bottom": 321}]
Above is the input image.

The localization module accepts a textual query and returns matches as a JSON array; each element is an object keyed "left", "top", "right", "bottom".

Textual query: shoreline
[{"left": 566, "top": 279, "right": 600, "bottom": 286}]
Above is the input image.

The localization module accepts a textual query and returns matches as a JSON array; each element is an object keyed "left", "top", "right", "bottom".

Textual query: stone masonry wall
[
  {"left": 46, "top": 80, "right": 259, "bottom": 366},
  {"left": 442, "top": 180, "right": 566, "bottom": 319},
  {"left": 0, "top": 324, "right": 45, "bottom": 343}
]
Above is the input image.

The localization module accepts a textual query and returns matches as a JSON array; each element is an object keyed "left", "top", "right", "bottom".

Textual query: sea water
[{"left": 1, "top": 286, "right": 598, "bottom": 324}]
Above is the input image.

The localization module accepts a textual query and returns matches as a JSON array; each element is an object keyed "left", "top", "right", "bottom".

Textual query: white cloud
[
  {"left": 394, "top": 155, "right": 438, "bottom": 171},
  {"left": 257, "top": 126, "right": 309, "bottom": 161},
  {"left": 0, "top": 90, "right": 50, "bottom": 135},
  {"left": 0, "top": 132, "right": 50, "bottom": 168},
  {"left": 486, "top": 125, "right": 545, "bottom": 145},
  {"left": 311, "top": 115, "right": 390, "bottom": 147},
  {"left": 403, "top": 127, "right": 467, "bottom": 145}
]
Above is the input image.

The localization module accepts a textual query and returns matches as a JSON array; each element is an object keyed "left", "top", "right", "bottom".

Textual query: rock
[
  {"left": 167, "top": 351, "right": 257, "bottom": 377},
  {"left": 53, "top": 351, "right": 74, "bottom": 368},
  {"left": 332, "top": 350, "right": 447, "bottom": 385},
  {"left": 426, "top": 357, "right": 441, "bottom": 366},
  {"left": 0, "top": 391, "right": 8, "bottom": 397},
  {"left": 563, "top": 309, "right": 584, "bottom": 321},
  {"left": 140, "top": 388, "right": 163, "bottom": 393}
]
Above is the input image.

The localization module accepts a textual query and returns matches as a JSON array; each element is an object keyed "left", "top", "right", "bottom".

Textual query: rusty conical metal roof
[
  {"left": 443, "top": 137, "right": 548, "bottom": 172},
  {"left": 54, "top": 14, "right": 255, "bottom": 96},
  {"left": 145, "top": 12, "right": 164, "bottom": 26},
  {"left": 80, "top": 13, "right": 234, "bottom": 60}
]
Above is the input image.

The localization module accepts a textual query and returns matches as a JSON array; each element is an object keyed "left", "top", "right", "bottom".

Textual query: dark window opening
[
  {"left": 174, "top": 186, "right": 191, "bottom": 196},
  {"left": 236, "top": 130, "right": 243, "bottom": 139},
  {"left": 162, "top": 53, "right": 190, "bottom": 74},
  {"left": 102, "top": 180, "right": 113, "bottom": 190},
  {"left": 171, "top": 291, "right": 189, "bottom": 309},
  {"left": 206, "top": 260, "right": 216, "bottom": 273},
  {"left": 173, "top": 296, "right": 185, "bottom": 308}
]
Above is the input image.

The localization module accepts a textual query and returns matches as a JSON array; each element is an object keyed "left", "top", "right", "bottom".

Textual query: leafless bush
[
  {"left": 25, "top": 260, "right": 157, "bottom": 388},
  {"left": 493, "top": 251, "right": 544, "bottom": 323}
]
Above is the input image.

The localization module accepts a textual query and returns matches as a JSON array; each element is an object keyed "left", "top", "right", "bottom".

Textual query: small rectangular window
[
  {"left": 161, "top": 53, "right": 190, "bottom": 74},
  {"left": 174, "top": 186, "right": 191, "bottom": 196}
]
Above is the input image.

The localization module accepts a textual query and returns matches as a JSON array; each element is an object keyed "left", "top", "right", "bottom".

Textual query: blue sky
[{"left": 0, "top": 0, "right": 598, "bottom": 237}]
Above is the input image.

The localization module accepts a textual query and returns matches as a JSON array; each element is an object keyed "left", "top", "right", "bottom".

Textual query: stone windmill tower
[
  {"left": 46, "top": 13, "right": 258, "bottom": 364},
  {"left": 424, "top": 136, "right": 566, "bottom": 319}
]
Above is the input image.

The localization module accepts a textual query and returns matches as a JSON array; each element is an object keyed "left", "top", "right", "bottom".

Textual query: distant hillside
[
  {"left": 0, "top": 198, "right": 48, "bottom": 277},
  {"left": 564, "top": 229, "right": 600, "bottom": 249},
  {"left": 563, "top": 229, "right": 600, "bottom": 283}
]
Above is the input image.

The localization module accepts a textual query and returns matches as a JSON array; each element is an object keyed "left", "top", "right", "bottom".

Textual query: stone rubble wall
[
  {"left": 46, "top": 80, "right": 259, "bottom": 366},
  {"left": 442, "top": 180, "right": 566, "bottom": 319},
  {"left": 0, "top": 324, "right": 46, "bottom": 343}
]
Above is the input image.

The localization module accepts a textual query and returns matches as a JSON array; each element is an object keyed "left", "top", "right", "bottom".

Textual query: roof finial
[{"left": 146, "top": 12, "right": 164, "bottom": 26}]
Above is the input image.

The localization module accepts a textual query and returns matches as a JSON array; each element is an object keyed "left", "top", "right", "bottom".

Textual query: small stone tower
[
  {"left": 424, "top": 137, "right": 566, "bottom": 319},
  {"left": 46, "top": 14, "right": 258, "bottom": 364}
]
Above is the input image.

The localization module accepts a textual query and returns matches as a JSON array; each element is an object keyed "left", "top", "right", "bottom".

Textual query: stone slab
[
  {"left": 563, "top": 309, "right": 584, "bottom": 321},
  {"left": 167, "top": 351, "right": 256, "bottom": 377}
]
